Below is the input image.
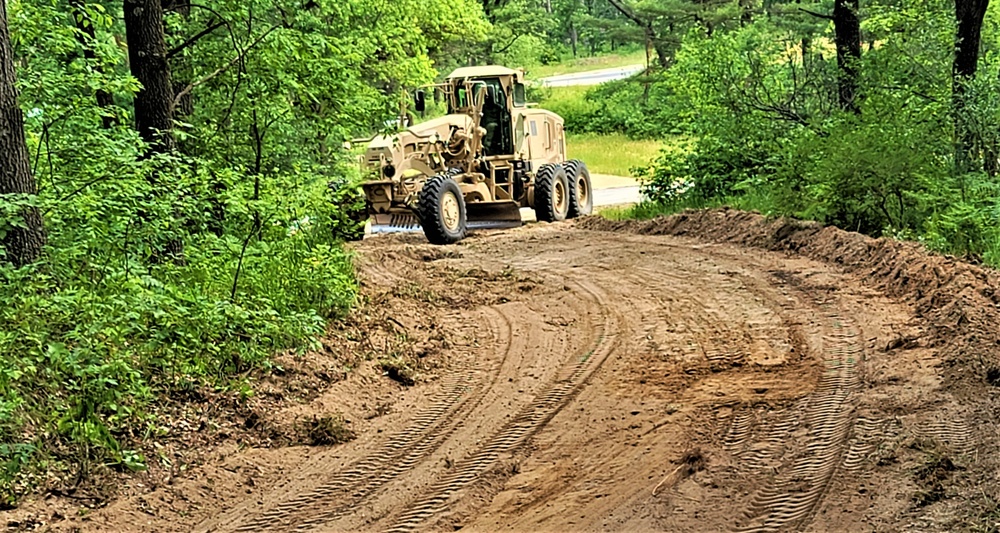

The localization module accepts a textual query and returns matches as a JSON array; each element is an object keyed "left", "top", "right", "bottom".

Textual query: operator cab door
[{"left": 479, "top": 78, "right": 514, "bottom": 156}]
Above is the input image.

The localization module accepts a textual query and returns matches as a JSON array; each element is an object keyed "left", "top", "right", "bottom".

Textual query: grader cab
[{"left": 359, "top": 66, "right": 592, "bottom": 244}]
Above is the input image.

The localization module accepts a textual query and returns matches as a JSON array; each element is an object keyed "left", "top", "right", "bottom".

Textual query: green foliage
[
  {"left": 1, "top": 0, "right": 495, "bottom": 503},
  {"left": 624, "top": 0, "right": 1000, "bottom": 268}
]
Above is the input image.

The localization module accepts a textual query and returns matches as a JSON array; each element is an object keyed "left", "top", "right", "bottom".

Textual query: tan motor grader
[{"left": 357, "top": 66, "right": 592, "bottom": 244}]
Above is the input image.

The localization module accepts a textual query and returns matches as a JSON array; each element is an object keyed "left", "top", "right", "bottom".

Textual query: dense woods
[{"left": 2, "top": 0, "right": 1000, "bottom": 506}]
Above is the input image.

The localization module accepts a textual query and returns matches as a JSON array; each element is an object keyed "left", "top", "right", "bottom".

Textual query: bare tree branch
[
  {"left": 167, "top": 18, "right": 225, "bottom": 59},
  {"left": 799, "top": 7, "right": 834, "bottom": 20}
]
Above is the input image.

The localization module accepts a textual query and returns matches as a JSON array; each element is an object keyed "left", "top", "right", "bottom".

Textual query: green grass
[
  {"left": 527, "top": 49, "right": 647, "bottom": 79},
  {"left": 600, "top": 189, "right": 782, "bottom": 221},
  {"left": 567, "top": 133, "right": 673, "bottom": 177}
]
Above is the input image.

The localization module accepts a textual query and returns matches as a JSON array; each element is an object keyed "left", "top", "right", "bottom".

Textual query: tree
[
  {"left": 953, "top": 0, "right": 988, "bottom": 80},
  {"left": 606, "top": 0, "right": 672, "bottom": 67},
  {"left": 833, "top": 0, "right": 861, "bottom": 113},
  {"left": 953, "top": 0, "right": 990, "bottom": 170},
  {"left": 124, "top": 0, "right": 175, "bottom": 152},
  {"left": 799, "top": 0, "right": 861, "bottom": 112},
  {"left": 0, "top": 0, "right": 46, "bottom": 266},
  {"left": 606, "top": 0, "right": 739, "bottom": 69}
]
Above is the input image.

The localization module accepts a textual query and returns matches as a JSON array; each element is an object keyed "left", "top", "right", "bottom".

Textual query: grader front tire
[{"left": 418, "top": 175, "right": 467, "bottom": 244}]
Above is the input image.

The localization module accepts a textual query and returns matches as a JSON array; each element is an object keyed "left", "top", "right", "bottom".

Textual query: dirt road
[{"left": 31, "top": 210, "right": 1000, "bottom": 532}]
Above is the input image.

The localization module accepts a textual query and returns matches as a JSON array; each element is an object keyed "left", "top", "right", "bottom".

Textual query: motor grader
[{"left": 357, "top": 66, "right": 592, "bottom": 244}]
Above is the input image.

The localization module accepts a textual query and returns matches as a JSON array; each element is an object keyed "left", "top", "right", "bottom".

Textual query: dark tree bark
[
  {"left": 953, "top": 0, "right": 990, "bottom": 171},
  {"left": 740, "top": 0, "right": 754, "bottom": 26},
  {"left": 124, "top": 0, "right": 184, "bottom": 261},
  {"left": 124, "top": 0, "right": 175, "bottom": 152},
  {"left": 0, "top": 0, "right": 46, "bottom": 266},
  {"left": 70, "top": 0, "right": 116, "bottom": 128},
  {"left": 954, "top": 0, "right": 989, "bottom": 80},
  {"left": 833, "top": 0, "right": 861, "bottom": 113}
]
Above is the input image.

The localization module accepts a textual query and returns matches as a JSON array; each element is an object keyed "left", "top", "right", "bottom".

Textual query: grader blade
[
  {"left": 466, "top": 201, "right": 523, "bottom": 230},
  {"left": 368, "top": 213, "right": 422, "bottom": 234}
]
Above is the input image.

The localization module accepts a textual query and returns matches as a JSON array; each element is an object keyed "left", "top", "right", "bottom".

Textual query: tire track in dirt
[
  {"left": 211, "top": 266, "right": 593, "bottom": 532},
  {"left": 382, "top": 279, "right": 623, "bottom": 533},
  {"left": 209, "top": 306, "right": 519, "bottom": 533},
  {"left": 274, "top": 302, "right": 566, "bottom": 533},
  {"left": 614, "top": 255, "right": 866, "bottom": 533},
  {"left": 737, "top": 310, "right": 863, "bottom": 532}
]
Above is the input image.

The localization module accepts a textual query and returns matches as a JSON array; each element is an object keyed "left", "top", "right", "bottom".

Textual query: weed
[
  {"left": 911, "top": 442, "right": 963, "bottom": 507},
  {"left": 302, "top": 415, "right": 356, "bottom": 446},
  {"left": 380, "top": 357, "right": 417, "bottom": 386}
]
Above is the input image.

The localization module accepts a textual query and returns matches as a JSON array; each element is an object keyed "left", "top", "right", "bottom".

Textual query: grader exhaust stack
[{"left": 358, "top": 66, "right": 592, "bottom": 244}]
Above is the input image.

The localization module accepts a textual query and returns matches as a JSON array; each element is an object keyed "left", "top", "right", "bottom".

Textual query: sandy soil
[{"left": 9, "top": 209, "right": 1000, "bottom": 532}]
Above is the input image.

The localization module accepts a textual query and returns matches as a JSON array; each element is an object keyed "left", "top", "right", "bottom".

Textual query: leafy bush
[
  {"left": 537, "top": 74, "right": 683, "bottom": 139},
  {"left": 630, "top": 13, "right": 1000, "bottom": 268},
  {"left": 0, "top": 157, "right": 358, "bottom": 502}
]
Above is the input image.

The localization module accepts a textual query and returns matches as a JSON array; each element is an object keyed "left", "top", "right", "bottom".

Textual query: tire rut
[
  {"left": 737, "top": 311, "right": 863, "bottom": 532},
  {"left": 214, "top": 308, "right": 516, "bottom": 533},
  {"left": 383, "top": 279, "right": 623, "bottom": 533}
]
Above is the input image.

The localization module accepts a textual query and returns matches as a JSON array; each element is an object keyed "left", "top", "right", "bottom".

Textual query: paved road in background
[{"left": 539, "top": 65, "right": 645, "bottom": 87}]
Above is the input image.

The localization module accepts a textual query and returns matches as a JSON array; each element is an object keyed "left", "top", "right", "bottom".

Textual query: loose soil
[{"left": 8, "top": 208, "right": 1000, "bottom": 532}]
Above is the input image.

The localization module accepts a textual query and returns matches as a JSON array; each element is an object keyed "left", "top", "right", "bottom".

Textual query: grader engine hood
[{"left": 364, "top": 114, "right": 476, "bottom": 180}]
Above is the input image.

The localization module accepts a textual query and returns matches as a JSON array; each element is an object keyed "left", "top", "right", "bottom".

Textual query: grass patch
[
  {"left": 567, "top": 133, "right": 671, "bottom": 177},
  {"left": 527, "top": 49, "right": 647, "bottom": 79},
  {"left": 537, "top": 86, "right": 685, "bottom": 177},
  {"left": 602, "top": 188, "right": 782, "bottom": 221}
]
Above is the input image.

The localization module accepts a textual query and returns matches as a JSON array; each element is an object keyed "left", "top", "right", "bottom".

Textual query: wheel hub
[
  {"left": 554, "top": 180, "right": 567, "bottom": 213},
  {"left": 441, "top": 192, "right": 461, "bottom": 231},
  {"left": 577, "top": 176, "right": 589, "bottom": 207}
]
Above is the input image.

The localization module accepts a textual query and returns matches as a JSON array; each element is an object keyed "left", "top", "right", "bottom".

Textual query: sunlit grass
[
  {"left": 527, "top": 49, "right": 648, "bottom": 79},
  {"left": 567, "top": 133, "right": 673, "bottom": 177}
]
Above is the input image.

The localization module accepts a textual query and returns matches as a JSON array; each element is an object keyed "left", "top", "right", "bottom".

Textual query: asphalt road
[{"left": 538, "top": 65, "right": 645, "bottom": 87}]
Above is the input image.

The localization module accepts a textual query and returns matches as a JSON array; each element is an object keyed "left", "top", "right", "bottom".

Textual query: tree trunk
[
  {"left": 833, "top": 0, "right": 861, "bottom": 113},
  {"left": 70, "top": 0, "right": 116, "bottom": 128},
  {"left": 953, "top": 0, "right": 990, "bottom": 171},
  {"left": 954, "top": 0, "right": 988, "bottom": 80},
  {"left": 0, "top": 0, "right": 46, "bottom": 266},
  {"left": 124, "top": 0, "right": 175, "bottom": 152},
  {"left": 570, "top": 22, "right": 578, "bottom": 57},
  {"left": 124, "top": 0, "right": 184, "bottom": 261},
  {"left": 740, "top": 0, "right": 754, "bottom": 25},
  {"left": 650, "top": 32, "right": 670, "bottom": 69}
]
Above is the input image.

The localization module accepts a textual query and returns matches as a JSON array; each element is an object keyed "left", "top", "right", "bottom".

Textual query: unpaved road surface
[{"left": 23, "top": 210, "right": 1000, "bottom": 532}]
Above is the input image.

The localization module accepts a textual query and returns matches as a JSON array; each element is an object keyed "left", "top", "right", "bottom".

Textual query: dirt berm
[{"left": 9, "top": 208, "right": 1000, "bottom": 532}]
